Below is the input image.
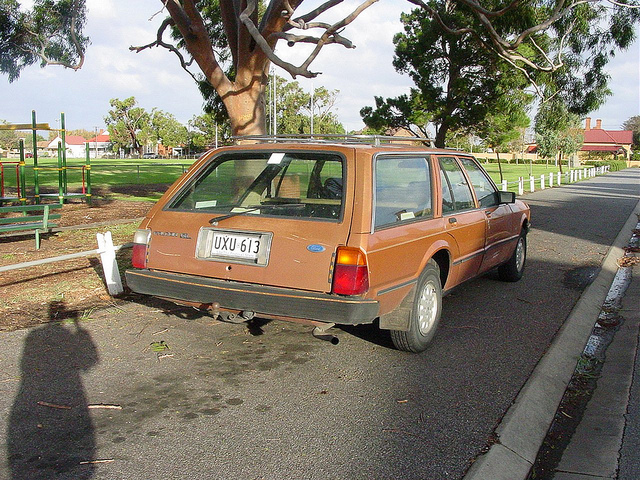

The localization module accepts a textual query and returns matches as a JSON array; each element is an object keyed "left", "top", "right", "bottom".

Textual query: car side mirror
[{"left": 499, "top": 191, "right": 516, "bottom": 204}]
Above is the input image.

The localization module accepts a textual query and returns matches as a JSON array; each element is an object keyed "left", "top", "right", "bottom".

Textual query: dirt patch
[{"left": 1, "top": 185, "right": 168, "bottom": 332}]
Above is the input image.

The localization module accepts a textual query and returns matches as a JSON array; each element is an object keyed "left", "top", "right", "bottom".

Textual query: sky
[{"left": 1, "top": 0, "right": 639, "bottom": 135}]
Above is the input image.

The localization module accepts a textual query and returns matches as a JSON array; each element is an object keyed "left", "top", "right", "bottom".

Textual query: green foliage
[
  {"left": 535, "top": 102, "right": 584, "bottom": 161},
  {"left": 104, "top": 97, "right": 151, "bottom": 155},
  {"left": 534, "top": 1, "right": 639, "bottom": 115},
  {"left": 360, "top": 4, "right": 532, "bottom": 148},
  {"left": 188, "top": 112, "right": 231, "bottom": 151},
  {"left": 360, "top": 94, "right": 429, "bottom": 138},
  {"left": 481, "top": 90, "right": 531, "bottom": 152},
  {"left": 0, "top": 120, "right": 45, "bottom": 150},
  {"left": 268, "top": 77, "right": 345, "bottom": 135},
  {"left": 584, "top": 160, "right": 627, "bottom": 171},
  {"left": 150, "top": 109, "right": 188, "bottom": 148},
  {"left": 622, "top": 115, "right": 640, "bottom": 151},
  {"left": 0, "top": 119, "right": 18, "bottom": 150},
  {"left": 0, "top": 0, "right": 89, "bottom": 82}
]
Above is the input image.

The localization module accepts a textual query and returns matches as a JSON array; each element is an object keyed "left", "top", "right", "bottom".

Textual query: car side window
[
  {"left": 458, "top": 157, "right": 500, "bottom": 208},
  {"left": 374, "top": 156, "right": 432, "bottom": 228},
  {"left": 438, "top": 156, "right": 475, "bottom": 212}
]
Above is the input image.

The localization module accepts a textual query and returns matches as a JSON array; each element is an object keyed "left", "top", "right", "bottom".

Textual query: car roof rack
[{"left": 231, "top": 134, "right": 436, "bottom": 147}]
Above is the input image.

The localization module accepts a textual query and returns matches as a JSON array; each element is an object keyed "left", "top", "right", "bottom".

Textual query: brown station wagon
[{"left": 126, "top": 139, "right": 530, "bottom": 352}]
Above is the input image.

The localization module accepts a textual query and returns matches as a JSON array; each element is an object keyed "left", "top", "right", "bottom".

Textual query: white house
[{"left": 46, "top": 135, "right": 88, "bottom": 158}]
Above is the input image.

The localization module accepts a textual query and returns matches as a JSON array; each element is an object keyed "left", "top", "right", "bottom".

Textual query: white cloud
[{"left": 1, "top": 0, "right": 637, "bottom": 134}]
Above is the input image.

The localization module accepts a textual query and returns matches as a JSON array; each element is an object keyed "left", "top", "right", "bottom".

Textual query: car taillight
[
  {"left": 131, "top": 229, "right": 151, "bottom": 269},
  {"left": 332, "top": 247, "right": 369, "bottom": 295}
]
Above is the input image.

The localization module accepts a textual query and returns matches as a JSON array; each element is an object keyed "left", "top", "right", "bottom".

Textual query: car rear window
[{"left": 167, "top": 151, "right": 344, "bottom": 220}]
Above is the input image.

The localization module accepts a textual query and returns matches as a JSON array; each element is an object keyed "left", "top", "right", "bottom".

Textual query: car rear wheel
[
  {"left": 390, "top": 260, "right": 442, "bottom": 353},
  {"left": 498, "top": 232, "right": 527, "bottom": 282}
]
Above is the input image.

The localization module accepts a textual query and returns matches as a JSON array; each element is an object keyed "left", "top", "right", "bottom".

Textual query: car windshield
[{"left": 167, "top": 151, "right": 344, "bottom": 220}]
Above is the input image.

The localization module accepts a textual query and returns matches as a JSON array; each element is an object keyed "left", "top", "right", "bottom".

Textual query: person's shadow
[{"left": 7, "top": 301, "right": 99, "bottom": 479}]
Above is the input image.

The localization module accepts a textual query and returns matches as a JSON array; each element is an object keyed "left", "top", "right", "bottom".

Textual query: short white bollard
[
  {"left": 540, "top": 174, "right": 545, "bottom": 190},
  {"left": 518, "top": 177, "right": 524, "bottom": 196},
  {"left": 530, "top": 176, "right": 535, "bottom": 193},
  {"left": 501, "top": 180, "right": 507, "bottom": 191},
  {"left": 549, "top": 172, "right": 554, "bottom": 188},
  {"left": 97, "top": 231, "right": 124, "bottom": 296},
  {"left": 557, "top": 171, "right": 562, "bottom": 185}
]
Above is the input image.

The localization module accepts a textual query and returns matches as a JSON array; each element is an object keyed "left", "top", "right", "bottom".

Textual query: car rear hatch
[{"left": 142, "top": 148, "right": 353, "bottom": 294}]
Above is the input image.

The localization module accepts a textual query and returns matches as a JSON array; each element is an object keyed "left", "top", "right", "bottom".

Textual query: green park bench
[{"left": 0, "top": 204, "right": 62, "bottom": 249}]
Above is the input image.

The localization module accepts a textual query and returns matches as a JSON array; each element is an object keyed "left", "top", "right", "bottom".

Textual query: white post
[
  {"left": 97, "top": 232, "right": 124, "bottom": 296},
  {"left": 540, "top": 174, "right": 545, "bottom": 190},
  {"left": 501, "top": 179, "right": 507, "bottom": 191},
  {"left": 557, "top": 171, "right": 562, "bottom": 185},
  {"left": 518, "top": 177, "right": 524, "bottom": 196},
  {"left": 549, "top": 172, "right": 554, "bottom": 188},
  {"left": 529, "top": 176, "right": 535, "bottom": 193}
]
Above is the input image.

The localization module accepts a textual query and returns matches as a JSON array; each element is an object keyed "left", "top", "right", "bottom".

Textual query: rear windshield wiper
[{"left": 209, "top": 203, "right": 305, "bottom": 224}]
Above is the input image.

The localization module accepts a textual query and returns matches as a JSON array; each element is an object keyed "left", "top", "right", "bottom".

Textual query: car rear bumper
[{"left": 125, "top": 269, "right": 379, "bottom": 325}]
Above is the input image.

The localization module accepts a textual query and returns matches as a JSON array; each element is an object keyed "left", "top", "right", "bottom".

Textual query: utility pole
[{"left": 310, "top": 84, "right": 314, "bottom": 135}]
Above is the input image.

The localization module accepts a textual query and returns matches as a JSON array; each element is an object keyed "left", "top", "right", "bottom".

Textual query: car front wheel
[
  {"left": 390, "top": 260, "right": 442, "bottom": 353},
  {"left": 498, "top": 232, "right": 527, "bottom": 282}
]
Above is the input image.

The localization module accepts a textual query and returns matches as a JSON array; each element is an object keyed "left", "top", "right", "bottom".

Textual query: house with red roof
[
  {"left": 87, "top": 130, "right": 111, "bottom": 158},
  {"left": 46, "top": 134, "right": 89, "bottom": 158},
  {"left": 580, "top": 117, "right": 633, "bottom": 161}
]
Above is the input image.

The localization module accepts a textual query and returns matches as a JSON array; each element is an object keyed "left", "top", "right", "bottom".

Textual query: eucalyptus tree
[
  {"left": 535, "top": 101, "right": 583, "bottom": 171},
  {"left": 104, "top": 97, "right": 151, "bottom": 156},
  {"left": 150, "top": 109, "right": 189, "bottom": 150},
  {"left": 269, "top": 77, "right": 344, "bottom": 134}
]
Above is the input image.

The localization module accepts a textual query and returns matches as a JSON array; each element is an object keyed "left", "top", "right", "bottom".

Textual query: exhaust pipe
[{"left": 312, "top": 323, "right": 339, "bottom": 345}]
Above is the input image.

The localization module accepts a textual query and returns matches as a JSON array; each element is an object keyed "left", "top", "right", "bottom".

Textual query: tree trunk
[
  {"left": 497, "top": 151, "right": 504, "bottom": 183},
  {"left": 223, "top": 75, "right": 268, "bottom": 137}
]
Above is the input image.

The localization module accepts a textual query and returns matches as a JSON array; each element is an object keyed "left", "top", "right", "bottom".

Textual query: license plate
[{"left": 196, "top": 228, "right": 272, "bottom": 266}]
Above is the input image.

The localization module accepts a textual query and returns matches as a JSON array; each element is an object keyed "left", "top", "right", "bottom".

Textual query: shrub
[{"left": 584, "top": 160, "right": 627, "bottom": 171}]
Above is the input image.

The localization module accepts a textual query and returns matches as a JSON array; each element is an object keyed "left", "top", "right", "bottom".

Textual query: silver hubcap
[
  {"left": 417, "top": 280, "right": 438, "bottom": 335},
  {"left": 515, "top": 238, "right": 525, "bottom": 272}
]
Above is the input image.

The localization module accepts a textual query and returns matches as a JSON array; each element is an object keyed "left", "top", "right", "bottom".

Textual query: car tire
[
  {"left": 498, "top": 232, "right": 527, "bottom": 282},
  {"left": 390, "top": 260, "right": 442, "bottom": 353}
]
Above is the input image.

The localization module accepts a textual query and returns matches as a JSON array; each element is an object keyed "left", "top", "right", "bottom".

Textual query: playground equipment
[{"left": 0, "top": 110, "right": 91, "bottom": 205}]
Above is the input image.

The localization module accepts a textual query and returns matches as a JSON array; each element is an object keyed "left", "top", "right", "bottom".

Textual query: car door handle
[{"left": 449, "top": 217, "right": 457, "bottom": 224}]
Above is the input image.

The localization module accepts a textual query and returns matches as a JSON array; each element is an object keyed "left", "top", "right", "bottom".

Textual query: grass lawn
[
  {"left": 1, "top": 155, "right": 592, "bottom": 201},
  {"left": 481, "top": 162, "right": 562, "bottom": 182},
  {"left": 2, "top": 157, "right": 193, "bottom": 195}
]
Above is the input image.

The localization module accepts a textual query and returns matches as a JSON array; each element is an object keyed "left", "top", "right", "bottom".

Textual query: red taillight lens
[
  {"left": 131, "top": 229, "right": 150, "bottom": 269},
  {"left": 332, "top": 247, "right": 369, "bottom": 295}
]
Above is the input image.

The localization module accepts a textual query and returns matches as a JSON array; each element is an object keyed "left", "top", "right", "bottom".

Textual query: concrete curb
[{"left": 463, "top": 199, "right": 640, "bottom": 480}]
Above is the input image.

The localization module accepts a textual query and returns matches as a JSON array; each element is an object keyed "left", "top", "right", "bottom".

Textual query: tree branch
[
  {"left": 271, "top": 31, "right": 354, "bottom": 48},
  {"left": 129, "top": 17, "right": 199, "bottom": 83},
  {"left": 25, "top": 0, "right": 86, "bottom": 71},
  {"left": 239, "top": 0, "right": 376, "bottom": 78},
  {"left": 404, "top": 0, "right": 627, "bottom": 75}
]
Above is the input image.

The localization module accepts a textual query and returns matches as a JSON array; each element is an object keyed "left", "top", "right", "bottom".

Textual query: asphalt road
[{"left": 1, "top": 168, "right": 639, "bottom": 480}]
